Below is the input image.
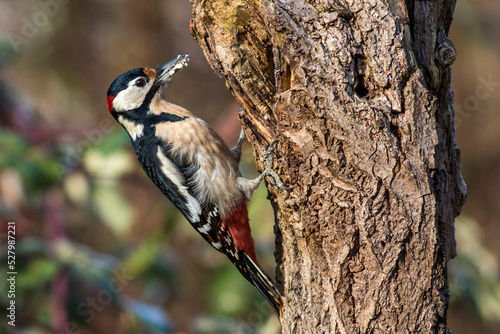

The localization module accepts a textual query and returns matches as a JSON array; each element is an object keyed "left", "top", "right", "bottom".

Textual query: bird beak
[{"left": 156, "top": 54, "right": 189, "bottom": 84}]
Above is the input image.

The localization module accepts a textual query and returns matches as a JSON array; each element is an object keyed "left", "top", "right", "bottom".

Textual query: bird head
[{"left": 106, "top": 54, "right": 189, "bottom": 115}]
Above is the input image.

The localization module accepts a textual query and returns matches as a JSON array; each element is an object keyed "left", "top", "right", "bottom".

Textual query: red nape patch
[
  {"left": 223, "top": 200, "right": 257, "bottom": 262},
  {"left": 107, "top": 95, "right": 115, "bottom": 113}
]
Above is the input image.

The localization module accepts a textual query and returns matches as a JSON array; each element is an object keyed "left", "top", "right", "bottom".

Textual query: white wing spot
[
  {"left": 197, "top": 223, "right": 211, "bottom": 234},
  {"left": 212, "top": 241, "right": 222, "bottom": 249},
  {"left": 229, "top": 250, "right": 239, "bottom": 260},
  {"left": 207, "top": 207, "right": 219, "bottom": 218}
]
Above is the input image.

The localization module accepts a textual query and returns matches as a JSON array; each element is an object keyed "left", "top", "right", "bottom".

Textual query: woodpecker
[{"left": 106, "top": 55, "right": 288, "bottom": 317}]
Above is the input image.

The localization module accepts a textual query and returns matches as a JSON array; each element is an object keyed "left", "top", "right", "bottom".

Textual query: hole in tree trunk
[{"left": 354, "top": 74, "right": 369, "bottom": 98}]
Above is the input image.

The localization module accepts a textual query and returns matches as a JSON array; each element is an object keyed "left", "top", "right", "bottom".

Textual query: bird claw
[
  {"left": 231, "top": 128, "right": 246, "bottom": 163},
  {"left": 263, "top": 140, "right": 292, "bottom": 191}
]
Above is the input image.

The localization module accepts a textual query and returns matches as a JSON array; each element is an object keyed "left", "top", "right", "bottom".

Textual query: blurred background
[{"left": 0, "top": 1, "right": 498, "bottom": 333}]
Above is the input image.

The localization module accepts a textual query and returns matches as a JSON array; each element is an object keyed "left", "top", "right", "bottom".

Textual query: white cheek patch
[
  {"left": 156, "top": 147, "right": 202, "bottom": 222},
  {"left": 112, "top": 79, "right": 153, "bottom": 112},
  {"left": 118, "top": 116, "right": 144, "bottom": 140},
  {"left": 113, "top": 87, "right": 146, "bottom": 111}
]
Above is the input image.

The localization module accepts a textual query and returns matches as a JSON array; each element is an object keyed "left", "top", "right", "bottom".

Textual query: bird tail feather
[{"left": 241, "top": 252, "right": 283, "bottom": 319}]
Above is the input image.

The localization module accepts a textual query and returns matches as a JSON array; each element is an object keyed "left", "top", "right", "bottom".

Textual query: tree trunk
[{"left": 189, "top": 0, "right": 466, "bottom": 333}]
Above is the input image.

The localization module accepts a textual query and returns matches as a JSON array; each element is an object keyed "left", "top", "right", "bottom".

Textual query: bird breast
[{"left": 154, "top": 109, "right": 244, "bottom": 216}]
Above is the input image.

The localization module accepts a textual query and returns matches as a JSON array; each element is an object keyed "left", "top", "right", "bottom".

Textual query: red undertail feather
[{"left": 223, "top": 200, "right": 256, "bottom": 262}]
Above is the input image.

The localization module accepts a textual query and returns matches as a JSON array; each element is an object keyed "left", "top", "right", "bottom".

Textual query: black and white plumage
[{"left": 106, "top": 55, "right": 286, "bottom": 317}]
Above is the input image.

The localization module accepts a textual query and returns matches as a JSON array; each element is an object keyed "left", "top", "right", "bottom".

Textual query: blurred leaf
[
  {"left": 122, "top": 238, "right": 162, "bottom": 278},
  {"left": 84, "top": 146, "right": 133, "bottom": 179},
  {"left": 122, "top": 298, "right": 172, "bottom": 333},
  {"left": 456, "top": 216, "right": 499, "bottom": 280},
  {"left": 16, "top": 258, "right": 61, "bottom": 291},
  {"left": 450, "top": 216, "right": 500, "bottom": 321},
  {"left": 0, "top": 131, "right": 60, "bottom": 193},
  {"left": 93, "top": 130, "right": 130, "bottom": 155},
  {"left": 0, "top": 130, "right": 28, "bottom": 156},
  {"left": 63, "top": 172, "right": 89, "bottom": 204},
  {"left": 208, "top": 266, "right": 252, "bottom": 315},
  {"left": 93, "top": 182, "right": 133, "bottom": 238}
]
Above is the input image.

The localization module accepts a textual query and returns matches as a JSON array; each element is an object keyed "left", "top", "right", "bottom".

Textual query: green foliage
[
  {"left": 16, "top": 258, "right": 60, "bottom": 292},
  {"left": 121, "top": 237, "right": 164, "bottom": 278},
  {"left": 0, "top": 131, "right": 60, "bottom": 195},
  {"left": 208, "top": 265, "right": 253, "bottom": 315},
  {"left": 450, "top": 216, "right": 500, "bottom": 320}
]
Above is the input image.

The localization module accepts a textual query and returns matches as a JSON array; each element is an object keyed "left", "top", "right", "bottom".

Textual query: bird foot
[{"left": 262, "top": 140, "right": 292, "bottom": 191}]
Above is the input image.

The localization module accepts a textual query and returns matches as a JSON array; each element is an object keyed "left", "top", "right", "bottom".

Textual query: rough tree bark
[{"left": 190, "top": 0, "right": 466, "bottom": 333}]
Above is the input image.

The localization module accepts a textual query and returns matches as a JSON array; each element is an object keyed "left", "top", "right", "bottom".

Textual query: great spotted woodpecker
[{"left": 106, "top": 55, "right": 288, "bottom": 317}]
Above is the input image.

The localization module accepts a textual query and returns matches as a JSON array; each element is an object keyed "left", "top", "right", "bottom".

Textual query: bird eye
[{"left": 135, "top": 78, "right": 147, "bottom": 87}]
